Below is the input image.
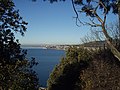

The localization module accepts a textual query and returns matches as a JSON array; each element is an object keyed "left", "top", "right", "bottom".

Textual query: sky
[{"left": 13, "top": 0, "right": 117, "bottom": 45}]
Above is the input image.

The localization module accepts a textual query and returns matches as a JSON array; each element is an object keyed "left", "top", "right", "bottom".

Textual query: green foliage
[
  {"left": 44, "top": 0, "right": 119, "bottom": 14},
  {"left": 43, "top": 0, "right": 65, "bottom": 3},
  {"left": 47, "top": 46, "right": 120, "bottom": 90},
  {"left": 0, "top": 0, "right": 28, "bottom": 36},
  {"left": 47, "top": 46, "right": 91, "bottom": 90},
  {"left": 74, "top": 0, "right": 118, "bottom": 14},
  {"left": 0, "top": 0, "right": 39, "bottom": 89}
]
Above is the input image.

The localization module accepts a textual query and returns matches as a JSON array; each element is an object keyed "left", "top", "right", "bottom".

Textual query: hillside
[{"left": 47, "top": 46, "right": 120, "bottom": 90}]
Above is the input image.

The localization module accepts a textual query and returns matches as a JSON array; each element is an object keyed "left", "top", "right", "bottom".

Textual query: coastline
[{"left": 21, "top": 44, "right": 71, "bottom": 50}]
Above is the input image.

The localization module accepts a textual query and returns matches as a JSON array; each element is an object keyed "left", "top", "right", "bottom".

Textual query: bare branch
[
  {"left": 93, "top": 11, "right": 103, "bottom": 23},
  {"left": 94, "top": 2, "right": 99, "bottom": 12},
  {"left": 84, "top": 22, "right": 101, "bottom": 27},
  {"left": 71, "top": 0, "right": 84, "bottom": 26},
  {"left": 99, "top": 1, "right": 108, "bottom": 24}
]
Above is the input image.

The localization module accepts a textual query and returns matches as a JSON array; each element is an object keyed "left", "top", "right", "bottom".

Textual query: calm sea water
[{"left": 26, "top": 48, "right": 65, "bottom": 87}]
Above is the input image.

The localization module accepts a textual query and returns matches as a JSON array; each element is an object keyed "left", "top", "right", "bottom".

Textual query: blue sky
[{"left": 13, "top": 0, "right": 117, "bottom": 45}]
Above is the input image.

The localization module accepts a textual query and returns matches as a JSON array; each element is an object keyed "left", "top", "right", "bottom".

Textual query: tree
[
  {"left": 44, "top": 0, "right": 120, "bottom": 61},
  {"left": 71, "top": 0, "right": 120, "bottom": 61},
  {"left": 32, "top": 0, "right": 120, "bottom": 60},
  {"left": 47, "top": 47, "right": 91, "bottom": 90},
  {"left": 0, "top": 0, "right": 39, "bottom": 89}
]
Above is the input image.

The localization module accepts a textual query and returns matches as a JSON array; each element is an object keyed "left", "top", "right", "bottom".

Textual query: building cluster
[{"left": 45, "top": 45, "right": 70, "bottom": 50}]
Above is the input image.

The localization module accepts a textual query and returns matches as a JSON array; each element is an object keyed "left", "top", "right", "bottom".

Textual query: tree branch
[{"left": 71, "top": 0, "right": 84, "bottom": 26}]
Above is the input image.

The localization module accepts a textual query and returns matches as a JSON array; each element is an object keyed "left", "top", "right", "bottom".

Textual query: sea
[{"left": 24, "top": 47, "right": 65, "bottom": 87}]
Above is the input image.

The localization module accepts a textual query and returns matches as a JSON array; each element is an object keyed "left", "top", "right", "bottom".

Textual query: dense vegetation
[
  {"left": 47, "top": 46, "right": 120, "bottom": 90},
  {"left": 1, "top": 0, "right": 120, "bottom": 90},
  {"left": 47, "top": 46, "right": 91, "bottom": 90},
  {"left": 0, "top": 0, "right": 39, "bottom": 89},
  {"left": 81, "top": 48, "right": 120, "bottom": 90}
]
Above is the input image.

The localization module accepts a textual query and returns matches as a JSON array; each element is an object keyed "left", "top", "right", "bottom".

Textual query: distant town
[
  {"left": 21, "top": 41, "right": 107, "bottom": 50},
  {"left": 21, "top": 44, "right": 72, "bottom": 50}
]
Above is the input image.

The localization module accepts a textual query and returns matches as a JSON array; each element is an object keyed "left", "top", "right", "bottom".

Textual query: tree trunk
[
  {"left": 102, "top": 26, "right": 120, "bottom": 61},
  {"left": 101, "top": 0, "right": 120, "bottom": 61}
]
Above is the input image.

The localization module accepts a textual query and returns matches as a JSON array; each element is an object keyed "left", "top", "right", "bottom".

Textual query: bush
[
  {"left": 47, "top": 46, "right": 91, "bottom": 90},
  {"left": 80, "top": 49, "right": 120, "bottom": 90},
  {"left": 47, "top": 46, "right": 120, "bottom": 90}
]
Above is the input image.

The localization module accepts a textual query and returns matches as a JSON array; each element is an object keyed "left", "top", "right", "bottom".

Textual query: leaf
[
  {"left": 22, "top": 21, "right": 28, "bottom": 25},
  {"left": 21, "top": 25, "right": 27, "bottom": 32},
  {"left": 6, "top": 29, "right": 11, "bottom": 32}
]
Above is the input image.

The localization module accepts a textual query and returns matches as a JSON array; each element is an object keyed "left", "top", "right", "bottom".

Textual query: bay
[{"left": 26, "top": 48, "right": 65, "bottom": 87}]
